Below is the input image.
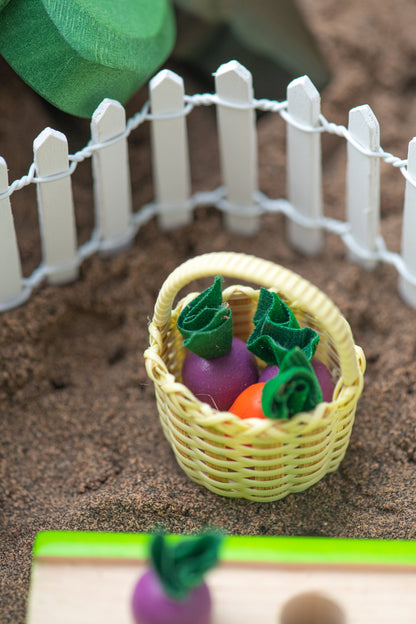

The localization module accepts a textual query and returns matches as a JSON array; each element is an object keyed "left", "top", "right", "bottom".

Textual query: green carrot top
[
  {"left": 177, "top": 276, "right": 233, "bottom": 359},
  {"left": 247, "top": 288, "right": 320, "bottom": 366},
  {"left": 150, "top": 533, "right": 223, "bottom": 600},
  {"left": 261, "top": 347, "right": 323, "bottom": 419}
]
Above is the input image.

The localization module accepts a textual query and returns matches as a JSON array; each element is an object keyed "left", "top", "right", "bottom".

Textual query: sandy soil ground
[{"left": 1, "top": 1, "right": 416, "bottom": 621}]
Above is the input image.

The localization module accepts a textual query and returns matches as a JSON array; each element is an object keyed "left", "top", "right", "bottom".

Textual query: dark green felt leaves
[
  {"left": 247, "top": 288, "right": 319, "bottom": 366},
  {"left": 262, "top": 347, "right": 323, "bottom": 419},
  {"left": 0, "top": 0, "right": 175, "bottom": 117},
  {"left": 150, "top": 533, "right": 223, "bottom": 600},
  {"left": 177, "top": 276, "right": 233, "bottom": 359}
]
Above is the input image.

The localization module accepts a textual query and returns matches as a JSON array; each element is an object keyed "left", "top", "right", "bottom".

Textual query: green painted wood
[
  {"left": 33, "top": 531, "right": 416, "bottom": 569},
  {"left": 0, "top": 0, "right": 175, "bottom": 117},
  {"left": 33, "top": 531, "right": 150, "bottom": 560}
]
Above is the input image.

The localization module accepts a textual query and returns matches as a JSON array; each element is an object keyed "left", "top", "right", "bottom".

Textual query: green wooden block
[
  {"left": 31, "top": 530, "right": 416, "bottom": 568},
  {"left": 0, "top": 0, "right": 175, "bottom": 117}
]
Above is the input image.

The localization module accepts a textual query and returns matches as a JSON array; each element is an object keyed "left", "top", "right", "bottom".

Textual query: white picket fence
[{"left": 1, "top": 59, "right": 416, "bottom": 312}]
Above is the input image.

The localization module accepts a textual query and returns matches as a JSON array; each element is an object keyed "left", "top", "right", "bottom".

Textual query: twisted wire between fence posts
[
  {"left": 2, "top": 90, "right": 416, "bottom": 313},
  {"left": 3, "top": 93, "right": 414, "bottom": 200}
]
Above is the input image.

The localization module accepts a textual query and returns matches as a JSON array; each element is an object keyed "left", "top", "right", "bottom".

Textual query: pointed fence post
[
  {"left": 346, "top": 104, "right": 380, "bottom": 269},
  {"left": 91, "top": 99, "right": 133, "bottom": 253},
  {"left": 0, "top": 157, "right": 23, "bottom": 307},
  {"left": 34, "top": 128, "right": 78, "bottom": 285},
  {"left": 399, "top": 138, "right": 416, "bottom": 308},
  {"left": 150, "top": 69, "right": 192, "bottom": 230},
  {"left": 215, "top": 60, "right": 259, "bottom": 235},
  {"left": 286, "top": 75, "right": 323, "bottom": 255}
]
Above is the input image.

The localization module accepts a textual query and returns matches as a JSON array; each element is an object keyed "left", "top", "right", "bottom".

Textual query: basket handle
[{"left": 153, "top": 252, "right": 360, "bottom": 385}]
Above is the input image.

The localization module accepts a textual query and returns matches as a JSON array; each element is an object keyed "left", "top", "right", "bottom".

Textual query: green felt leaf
[
  {"left": 261, "top": 347, "right": 323, "bottom": 419},
  {"left": 151, "top": 533, "right": 223, "bottom": 600},
  {"left": 177, "top": 276, "right": 233, "bottom": 359},
  {"left": 252, "top": 288, "right": 300, "bottom": 329},
  {"left": 247, "top": 289, "right": 320, "bottom": 366},
  {"left": 0, "top": 0, "right": 175, "bottom": 117}
]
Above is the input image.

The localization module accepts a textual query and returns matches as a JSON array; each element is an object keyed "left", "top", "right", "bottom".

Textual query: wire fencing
[{"left": 1, "top": 59, "right": 416, "bottom": 312}]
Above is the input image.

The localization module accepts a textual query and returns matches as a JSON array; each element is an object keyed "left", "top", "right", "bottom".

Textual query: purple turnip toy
[
  {"left": 177, "top": 276, "right": 258, "bottom": 410},
  {"left": 182, "top": 336, "right": 258, "bottom": 410},
  {"left": 131, "top": 533, "right": 222, "bottom": 624}
]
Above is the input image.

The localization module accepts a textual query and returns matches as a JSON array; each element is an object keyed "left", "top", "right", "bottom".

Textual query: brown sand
[{"left": 1, "top": 0, "right": 416, "bottom": 621}]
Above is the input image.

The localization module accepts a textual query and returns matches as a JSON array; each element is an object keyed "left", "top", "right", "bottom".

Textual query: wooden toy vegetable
[
  {"left": 131, "top": 533, "right": 222, "bottom": 624},
  {"left": 229, "top": 382, "right": 267, "bottom": 420},
  {"left": 309, "top": 358, "right": 334, "bottom": 402},
  {"left": 178, "top": 276, "right": 258, "bottom": 410},
  {"left": 230, "top": 348, "right": 323, "bottom": 420}
]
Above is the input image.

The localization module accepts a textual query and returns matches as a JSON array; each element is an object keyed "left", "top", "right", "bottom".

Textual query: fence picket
[
  {"left": 346, "top": 105, "right": 380, "bottom": 269},
  {"left": 34, "top": 128, "right": 78, "bottom": 285},
  {"left": 91, "top": 99, "right": 133, "bottom": 252},
  {"left": 150, "top": 69, "right": 191, "bottom": 230},
  {"left": 286, "top": 76, "right": 323, "bottom": 255},
  {"left": 2, "top": 71, "right": 416, "bottom": 312},
  {"left": 215, "top": 60, "right": 259, "bottom": 235},
  {"left": 0, "top": 157, "right": 22, "bottom": 306},
  {"left": 399, "top": 138, "right": 416, "bottom": 307}
]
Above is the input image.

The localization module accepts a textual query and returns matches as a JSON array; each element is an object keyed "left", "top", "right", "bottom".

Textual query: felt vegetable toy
[
  {"left": 0, "top": 0, "right": 175, "bottom": 117},
  {"left": 230, "top": 347, "right": 323, "bottom": 420},
  {"left": 131, "top": 533, "right": 222, "bottom": 624},
  {"left": 247, "top": 287, "right": 320, "bottom": 365},
  {"left": 178, "top": 276, "right": 258, "bottom": 410},
  {"left": 261, "top": 347, "right": 323, "bottom": 419},
  {"left": 248, "top": 288, "right": 334, "bottom": 401},
  {"left": 259, "top": 357, "right": 335, "bottom": 402}
]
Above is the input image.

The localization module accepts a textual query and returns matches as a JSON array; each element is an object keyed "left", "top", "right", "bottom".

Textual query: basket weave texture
[{"left": 144, "top": 252, "right": 365, "bottom": 502}]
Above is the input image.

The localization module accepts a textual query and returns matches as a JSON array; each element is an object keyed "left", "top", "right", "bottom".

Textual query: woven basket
[{"left": 144, "top": 252, "right": 365, "bottom": 502}]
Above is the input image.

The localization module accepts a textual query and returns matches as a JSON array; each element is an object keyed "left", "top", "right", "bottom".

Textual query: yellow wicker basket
[{"left": 144, "top": 252, "right": 365, "bottom": 502}]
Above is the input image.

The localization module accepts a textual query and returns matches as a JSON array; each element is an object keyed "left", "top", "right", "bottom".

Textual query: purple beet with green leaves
[
  {"left": 131, "top": 533, "right": 222, "bottom": 624},
  {"left": 178, "top": 276, "right": 258, "bottom": 411},
  {"left": 259, "top": 358, "right": 334, "bottom": 402}
]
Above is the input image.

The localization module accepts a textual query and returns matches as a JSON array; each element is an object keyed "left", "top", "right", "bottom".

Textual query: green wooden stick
[{"left": 32, "top": 530, "right": 416, "bottom": 569}]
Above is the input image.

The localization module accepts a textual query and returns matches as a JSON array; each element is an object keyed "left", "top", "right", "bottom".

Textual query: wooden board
[{"left": 26, "top": 532, "right": 416, "bottom": 623}]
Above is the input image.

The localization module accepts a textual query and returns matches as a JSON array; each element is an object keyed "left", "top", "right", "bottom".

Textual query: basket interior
[{"left": 163, "top": 286, "right": 341, "bottom": 389}]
